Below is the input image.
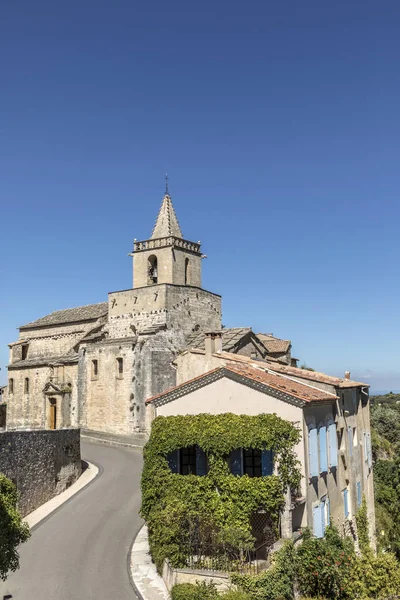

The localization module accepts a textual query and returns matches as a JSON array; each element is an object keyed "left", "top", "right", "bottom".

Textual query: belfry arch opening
[
  {"left": 148, "top": 255, "right": 158, "bottom": 284},
  {"left": 184, "top": 258, "right": 191, "bottom": 285}
]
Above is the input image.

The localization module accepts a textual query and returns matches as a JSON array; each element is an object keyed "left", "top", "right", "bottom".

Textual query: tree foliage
[
  {"left": 0, "top": 474, "right": 30, "bottom": 581},
  {"left": 141, "top": 413, "right": 301, "bottom": 572}
]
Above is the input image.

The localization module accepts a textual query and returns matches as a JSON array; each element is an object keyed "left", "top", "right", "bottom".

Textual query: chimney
[
  {"left": 344, "top": 371, "right": 351, "bottom": 380},
  {"left": 205, "top": 331, "right": 223, "bottom": 355}
]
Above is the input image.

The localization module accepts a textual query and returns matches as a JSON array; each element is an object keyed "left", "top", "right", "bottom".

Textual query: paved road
[{"left": 0, "top": 442, "right": 143, "bottom": 600}]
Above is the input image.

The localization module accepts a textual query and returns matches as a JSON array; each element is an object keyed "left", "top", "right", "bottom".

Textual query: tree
[{"left": 0, "top": 474, "right": 30, "bottom": 580}]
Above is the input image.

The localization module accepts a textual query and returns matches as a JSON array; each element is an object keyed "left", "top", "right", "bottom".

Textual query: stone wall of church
[
  {"left": 11, "top": 322, "right": 93, "bottom": 362},
  {"left": 6, "top": 364, "right": 79, "bottom": 430},
  {"left": 82, "top": 339, "right": 136, "bottom": 435},
  {"left": 0, "top": 428, "right": 81, "bottom": 516}
]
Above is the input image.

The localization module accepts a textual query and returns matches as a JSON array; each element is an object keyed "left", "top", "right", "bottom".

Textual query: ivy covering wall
[{"left": 140, "top": 413, "right": 301, "bottom": 571}]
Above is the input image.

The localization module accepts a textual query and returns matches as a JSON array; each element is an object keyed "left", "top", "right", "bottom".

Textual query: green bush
[
  {"left": 355, "top": 496, "right": 370, "bottom": 556},
  {"left": 346, "top": 551, "right": 400, "bottom": 599},
  {"left": 221, "top": 591, "right": 252, "bottom": 599},
  {"left": 294, "top": 527, "right": 356, "bottom": 600},
  {"left": 171, "top": 581, "right": 218, "bottom": 600},
  {"left": 0, "top": 474, "right": 30, "bottom": 581},
  {"left": 232, "top": 540, "right": 295, "bottom": 600}
]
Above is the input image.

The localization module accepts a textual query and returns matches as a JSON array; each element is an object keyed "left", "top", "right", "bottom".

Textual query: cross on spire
[{"left": 165, "top": 173, "right": 169, "bottom": 195}]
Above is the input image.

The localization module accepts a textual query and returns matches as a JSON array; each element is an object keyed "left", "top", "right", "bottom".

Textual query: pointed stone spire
[{"left": 151, "top": 193, "right": 183, "bottom": 239}]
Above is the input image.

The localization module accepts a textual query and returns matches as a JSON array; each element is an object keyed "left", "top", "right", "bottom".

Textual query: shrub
[
  {"left": 221, "top": 591, "right": 252, "bottom": 599},
  {"left": 346, "top": 551, "right": 400, "bottom": 599},
  {"left": 295, "top": 527, "right": 356, "bottom": 599},
  {"left": 232, "top": 540, "right": 295, "bottom": 600},
  {"left": 355, "top": 496, "right": 370, "bottom": 555},
  {"left": 171, "top": 581, "right": 218, "bottom": 600},
  {"left": 0, "top": 474, "right": 30, "bottom": 581}
]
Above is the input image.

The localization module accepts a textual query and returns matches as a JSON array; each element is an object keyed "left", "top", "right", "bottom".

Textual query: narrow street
[{"left": 0, "top": 442, "right": 143, "bottom": 600}]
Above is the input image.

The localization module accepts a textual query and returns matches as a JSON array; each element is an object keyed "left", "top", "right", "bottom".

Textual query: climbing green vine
[{"left": 140, "top": 413, "right": 301, "bottom": 572}]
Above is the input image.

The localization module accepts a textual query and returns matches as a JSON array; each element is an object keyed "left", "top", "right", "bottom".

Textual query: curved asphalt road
[{"left": 0, "top": 442, "right": 143, "bottom": 600}]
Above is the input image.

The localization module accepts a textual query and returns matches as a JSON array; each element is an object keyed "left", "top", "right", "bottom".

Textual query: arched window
[
  {"left": 148, "top": 255, "right": 158, "bottom": 284},
  {"left": 184, "top": 258, "right": 190, "bottom": 285}
]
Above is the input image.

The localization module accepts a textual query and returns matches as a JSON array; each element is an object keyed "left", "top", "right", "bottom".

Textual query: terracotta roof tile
[
  {"left": 146, "top": 362, "right": 336, "bottom": 405},
  {"left": 257, "top": 334, "right": 291, "bottom": 354}
]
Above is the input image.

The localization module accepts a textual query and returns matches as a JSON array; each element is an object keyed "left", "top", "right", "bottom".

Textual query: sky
[{"left": 1, "top": 1, "right": 400, "bottom": 393}]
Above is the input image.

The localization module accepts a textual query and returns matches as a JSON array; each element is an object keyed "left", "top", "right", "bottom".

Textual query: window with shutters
[
  {"left": 327, "top": 420, "right": 338, "bottom": 468},
  {"left": 343, "top": 488, "right": 350, "bottom": 519},
  {"left": 229, "top": 448, "right": 273, "bottom": 477},
  {"left": 357, "top": 481, "right": 362, "bottom": 506},
  {"left": 166, "top": 446, "right": 208, "bottom": 476},
  {"left": 308, "top": 424, "right": 319, "bottom": 478},
  {"left": 348, "top": 426, "right": 353, "bottom": 457},
  {"left": 318, "top": 423, "right": 328, "bottom": 473}
]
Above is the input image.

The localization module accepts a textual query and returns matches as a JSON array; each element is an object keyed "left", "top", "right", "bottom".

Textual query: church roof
[
  {"left": 19, "top": 302, "right": 108, "bottom": 330},
  {"left": 257, "top": 333, "right": 291, "bottom": 354},
  {"left": 185, "top": 328, "right": 253, "bottom": 352},
  {"left": 151, "top": 194, "right": 183, "bottom": 239}
]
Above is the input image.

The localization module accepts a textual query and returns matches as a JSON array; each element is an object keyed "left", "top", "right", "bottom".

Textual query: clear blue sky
[{"left": 1, "top": 1, "right": 399, "bottom": 393}]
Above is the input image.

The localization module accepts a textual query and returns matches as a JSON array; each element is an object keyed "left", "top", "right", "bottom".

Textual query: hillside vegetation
[{"left": 370, "top": 393, "right": 400, "bottom": 555}]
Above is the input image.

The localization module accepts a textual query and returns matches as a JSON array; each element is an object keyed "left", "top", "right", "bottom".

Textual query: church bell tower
[{"left": 132, "top": 184, "right": 203, "bottom": 289}]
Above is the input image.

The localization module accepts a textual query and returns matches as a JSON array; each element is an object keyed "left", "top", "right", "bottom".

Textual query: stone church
[{"left": 5, "top": 190, "right": 293, "bottom": 435}]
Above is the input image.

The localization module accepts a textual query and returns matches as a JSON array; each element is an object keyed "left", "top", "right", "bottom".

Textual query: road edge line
[{"left": 129, "top": 524, "right": 170, "bottom": 600}]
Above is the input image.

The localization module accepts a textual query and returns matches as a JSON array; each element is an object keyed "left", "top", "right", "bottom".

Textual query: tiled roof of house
[
  {"left": 212, "top": 352, "right": 368, "bottom": 389},
  {"left": 185, "top": 328, "right": 252, "bottom": 351},
  {"left": 19, "top": 302, "right": 108, "bottom": 330},
  {"left": 257, "top": 333, "right": 291, "bottom": 354},
  {"left": 146, "top": 362, "right": 336, "bottom": 406}
]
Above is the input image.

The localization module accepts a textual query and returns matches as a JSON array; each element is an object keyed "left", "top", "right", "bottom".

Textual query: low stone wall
[
  {"left": 162, "top": 560, "right": 233, "bottom": 593},
  {"left": 0, "top": 429, "right": 81, "bottom": 516}
]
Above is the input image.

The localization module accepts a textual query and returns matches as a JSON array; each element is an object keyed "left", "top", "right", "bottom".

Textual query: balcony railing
[{"left": 133, "top": 236, "right": 201, "bottom": 253}]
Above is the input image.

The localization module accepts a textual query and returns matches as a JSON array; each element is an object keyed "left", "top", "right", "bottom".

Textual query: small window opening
[
  {"left": 21, "top": 344, "right": 29, "bottom": 360},
  {"left": 117, "top": 357, "right": 124, "bottom": 375},
  {"left": 9, "top": 378, "right": 14, "bottom": 394},
  {"left": 184, "top": 258, "right": 190, "bottom": 285},
  {"left": 148, "top": 255, "right": 158, "bottom": 284},
  {"left": 24, "top": 378, "right": 29, "bottom": 394},
  {"left": 92, "top": 359, "right": 98, "bottom": 377}
]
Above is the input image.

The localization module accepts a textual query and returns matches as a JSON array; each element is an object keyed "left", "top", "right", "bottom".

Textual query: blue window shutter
[
  {"left": 326, "top": 499, "right": 331, "bottom": 527},
  {"left": 320, "top": 501, "right": 326, "bottom": 535},
  {"left": 196, "top": 446, "right": 207, "bottom": 476},
  {"left": 313, "top": 505, "right": 323, "bottom": 538},
  {"left": 328, "top": 422, "right": 338, "bottom": 468},
  {"left": 348, "top": 427, "right": 353, "bottom": 457},
  {"left": 262, "top": 449, "right": 274, "bottom": 476},
  {"left": 367, "top": 433, "right": 372, "bottom": 468},
  {"left": 230, "top": 448, "right": 243, "bottom": 476},
  {"left": 167, "top": 450, "right": 179, "bottom": 473},
  {"left": 357, "top": 481, "right": 362, "bottom": 506},
  {"left": 309, "top": 426, "right": 319, "bottom": 477},
  {"left": 319, "top": 426, "right": 328, "bottom": 473},
  {"left": 363, "top": 432, "right": 368, "bottom": 462},
  {"left": 343, "top": 489, "right": 349, "bottom": 518}
]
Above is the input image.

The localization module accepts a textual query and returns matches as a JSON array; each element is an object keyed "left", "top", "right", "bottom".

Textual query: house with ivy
[{"left": 145, "top": 331, "right": 376, "bottom": 551}]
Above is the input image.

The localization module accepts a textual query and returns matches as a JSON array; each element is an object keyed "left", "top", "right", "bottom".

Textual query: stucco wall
[{"left": 0, "top": 429, "right": 81, "bottom": 516}]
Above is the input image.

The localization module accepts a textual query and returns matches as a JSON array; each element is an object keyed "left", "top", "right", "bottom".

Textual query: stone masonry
[{"left": 0, "top": 429, "right": 81, "bottom": 516}]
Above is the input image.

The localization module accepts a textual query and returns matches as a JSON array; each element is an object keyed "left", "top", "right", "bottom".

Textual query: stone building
[
  {"left": 5, "top": 191, "right": 286, "bottom": 435},
  {"left": 146, "top": 331, "right": 375, "bottom": 548}
]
